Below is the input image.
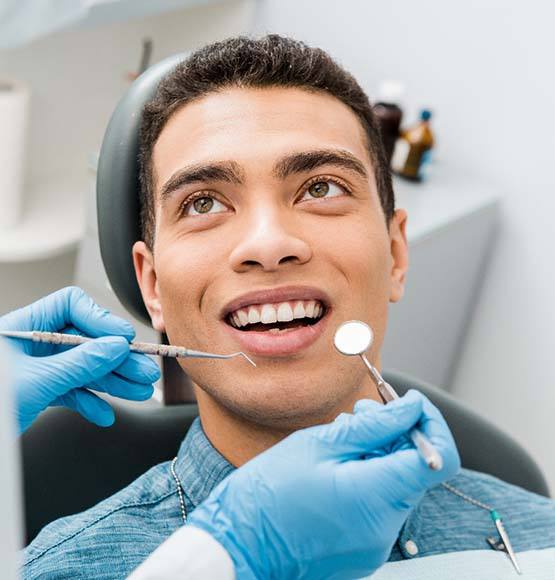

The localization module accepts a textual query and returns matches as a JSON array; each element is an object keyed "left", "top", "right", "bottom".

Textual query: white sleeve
[{"left": 127, "top": 526, "right": 236, "bottom": 580}]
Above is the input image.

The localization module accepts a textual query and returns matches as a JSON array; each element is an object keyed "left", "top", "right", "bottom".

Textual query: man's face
[{"left": 134, "top": 86, "right": 408, "bottom": 429}]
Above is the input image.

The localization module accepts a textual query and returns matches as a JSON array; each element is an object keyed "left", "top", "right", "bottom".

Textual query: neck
[{"left": 194, "top": 370, "right": 383, "bottom": 467}]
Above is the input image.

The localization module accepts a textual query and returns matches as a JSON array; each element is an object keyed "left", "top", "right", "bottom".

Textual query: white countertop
[{"left": 394, "top": 167, "right": 501, "bottom": 243}]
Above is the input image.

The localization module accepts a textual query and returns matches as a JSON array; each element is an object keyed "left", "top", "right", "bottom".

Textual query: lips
[{"left": 219, "top": 285, "right": 332, "bottom": 356}]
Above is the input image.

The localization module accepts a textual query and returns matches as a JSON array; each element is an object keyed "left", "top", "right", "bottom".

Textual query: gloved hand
[
  {"left": 0, "top": 286, "right": 161, "bottom": 433},
  {"left": 187, "top": 390, "right": 460, "bottom": 580}
]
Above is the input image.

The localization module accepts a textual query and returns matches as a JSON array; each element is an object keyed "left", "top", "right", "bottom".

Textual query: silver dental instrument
[
  {"left": 333, "top": 320, "right": 442, "bottom": 471},
  {"left": 0, "top": 330, "right": 256, "bottom": 367}
]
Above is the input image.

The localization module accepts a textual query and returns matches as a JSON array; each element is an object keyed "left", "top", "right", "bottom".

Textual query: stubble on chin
[{"left": 193, "top": 375, "right": 364, "bottom": 431}]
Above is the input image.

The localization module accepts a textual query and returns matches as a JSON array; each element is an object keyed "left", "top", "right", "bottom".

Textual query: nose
[{"left": 229, "top": 205, "right": 312, "bottom": 272}]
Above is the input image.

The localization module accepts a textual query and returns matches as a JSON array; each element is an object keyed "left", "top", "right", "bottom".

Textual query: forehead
[{"left": 152, "top": 86, "right": 371, "bottom": 188}]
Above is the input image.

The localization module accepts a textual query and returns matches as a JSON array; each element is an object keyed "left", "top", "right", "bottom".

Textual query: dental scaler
[{"left": 0, "top": 330, "right": 256, "bottom": 367}]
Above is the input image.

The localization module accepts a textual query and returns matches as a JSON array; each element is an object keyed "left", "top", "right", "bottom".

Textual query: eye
[
  {"left": 298, "top": 178, "right": 348, "bottom": 202},
  {"left": 181, "top": 194, "right": 228, "bottom": 217}
]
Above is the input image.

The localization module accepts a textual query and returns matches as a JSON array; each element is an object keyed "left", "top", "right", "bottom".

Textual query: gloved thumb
[
  {"left": 42, "top": 336, "right": 130, "bottom": 397},
  {"left": 313, "top": 390, "right": 424, "bottom": 459}
]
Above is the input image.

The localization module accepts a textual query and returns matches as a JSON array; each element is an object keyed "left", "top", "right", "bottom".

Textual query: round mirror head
[{"left": 333, "top": 320, "right": 374, "bottom": 356}]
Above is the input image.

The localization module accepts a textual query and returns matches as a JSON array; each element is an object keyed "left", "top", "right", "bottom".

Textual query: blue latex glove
[
  {"left": 0, "top": 286, "right": 161, "bottom": 433},
  {"left": 187, "top": 390, "right": 460, "bottom": 580}
]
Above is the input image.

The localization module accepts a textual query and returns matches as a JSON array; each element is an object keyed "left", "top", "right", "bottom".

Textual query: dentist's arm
[
  {"left": 130, "top": 390, "right": 460, "bottom": 579},
  {"left": 0, "top": 287, "right": 160, "bottom": 433}
]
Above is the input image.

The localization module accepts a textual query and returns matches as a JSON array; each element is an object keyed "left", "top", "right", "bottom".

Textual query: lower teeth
[{"left": 268, "top": 327, "right": 293, "bottom": 333}]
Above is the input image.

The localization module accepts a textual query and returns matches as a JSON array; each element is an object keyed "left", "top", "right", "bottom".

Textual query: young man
[{"left": 24, "top": 35, "right": 555, "bottom": 578}]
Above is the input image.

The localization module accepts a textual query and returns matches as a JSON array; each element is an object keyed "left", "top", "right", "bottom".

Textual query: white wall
[
  {"left": 0, "top": 0, "right": 255, "bottom": 313},
  {"left": 254, "top": 0, "right": 555, "bottom": 490}
]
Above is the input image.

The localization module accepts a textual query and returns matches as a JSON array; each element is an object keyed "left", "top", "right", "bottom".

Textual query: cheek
[
  {"left": 155, "top": 238, "right": 224, "bottom": 340},
  {"left": 322, "top": 217, "right": 391, "bottom": 340},
  {"left": 324, "top": 216, "right": 391, "bottom": 294}
]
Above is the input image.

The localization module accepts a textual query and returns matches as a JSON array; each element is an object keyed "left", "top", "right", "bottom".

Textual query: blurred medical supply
[
  {"left": 373, "top": 80, "right": 404, "bottom": 165},
  {"left": 126, "top": 37, "right": 153, "bottom": 82},
  {"left": 0, "top": 78, "right": 29, "bottom": 228},
  {"left": 392, "top": 109, "right": 435, "bottom": 181}
]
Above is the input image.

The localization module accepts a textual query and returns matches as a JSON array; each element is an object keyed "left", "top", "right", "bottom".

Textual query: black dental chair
[
  {"left": 20, "top": 54, "right": 551, "bottom": 545},
  {"left": 21, "top": 370, "right": 551, "bottom": 545}
]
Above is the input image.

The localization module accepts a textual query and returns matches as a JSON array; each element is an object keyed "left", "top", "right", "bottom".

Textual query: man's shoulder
[
  {"left": 410, "top": 467, "right": 555, "bottom": 556},
  {"left": 23, "top": 461, "right": 181, "bottom": 579}
]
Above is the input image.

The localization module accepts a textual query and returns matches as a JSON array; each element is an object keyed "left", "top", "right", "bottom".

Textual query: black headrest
[{"left": 96, "top": 53, "right": 187, "bottom": 325}]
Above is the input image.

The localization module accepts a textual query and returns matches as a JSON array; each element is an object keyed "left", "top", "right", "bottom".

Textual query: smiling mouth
[{"left": 225, "top": 299, "right": 327, "bottom": 333}]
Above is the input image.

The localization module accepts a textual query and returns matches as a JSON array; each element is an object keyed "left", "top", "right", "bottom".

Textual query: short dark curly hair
[{"left": 139, "top": 34, "right": 394, "bottom": 248}]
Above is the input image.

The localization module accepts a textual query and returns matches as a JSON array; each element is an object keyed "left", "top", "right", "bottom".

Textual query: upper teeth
[{"left": 229, "top": 300, "right": 324, "bottom": 328}]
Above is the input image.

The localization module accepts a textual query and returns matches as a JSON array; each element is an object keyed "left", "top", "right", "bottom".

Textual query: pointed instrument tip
[{"left": 237, "top": 352, "right": 257, "bottom": 367}]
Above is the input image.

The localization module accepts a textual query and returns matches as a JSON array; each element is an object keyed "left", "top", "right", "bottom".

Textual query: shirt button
[{"left": 404, "top": 539, "right": 419, "bottom": 557}]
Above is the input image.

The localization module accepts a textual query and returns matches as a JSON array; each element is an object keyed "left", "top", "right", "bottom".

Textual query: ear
[
  {"left": 132, "top": 241, "right": 166, "bottom": 332},
  {"left": 388, "top": 208, "right": 409, "bottom": 303}
]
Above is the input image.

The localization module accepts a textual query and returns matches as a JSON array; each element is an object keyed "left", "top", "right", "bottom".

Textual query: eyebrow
[
  {"left": 159, "top": 161, "right": 245, "bottom": 202},
  {"left": 272, "top": 149, "right": 369, "bottom": 181},
  {"left": 158, "top": 148, "right": 369, "bottom": 202}
]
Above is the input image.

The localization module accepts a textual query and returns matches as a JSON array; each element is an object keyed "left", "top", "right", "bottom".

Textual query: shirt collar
[{"left": 173, "top": 416, "right": 236, "bottom": 510}]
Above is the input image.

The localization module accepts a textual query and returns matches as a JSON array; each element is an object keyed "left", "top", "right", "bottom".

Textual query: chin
[{"left": 205, "top": 379, "right": 344, "bottom": 430}]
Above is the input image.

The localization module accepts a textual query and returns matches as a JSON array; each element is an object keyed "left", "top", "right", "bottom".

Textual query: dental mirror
[
  {"left": 333, "top": 320, "right": 373, "bottom": 356},
  {"left": 333, "top": 319, "right": 443, "bottom": 471}
]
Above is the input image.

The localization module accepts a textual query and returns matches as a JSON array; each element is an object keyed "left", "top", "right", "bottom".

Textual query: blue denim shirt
[{"left": 23, "top": 417, "right": 555, "bottom": 579}]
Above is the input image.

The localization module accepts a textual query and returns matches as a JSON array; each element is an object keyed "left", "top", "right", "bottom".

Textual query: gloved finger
[
  {"left": 89, "top": 373, "right": 154, "bottom": 401},
  {"left": 357, "top": 429, "right": 460, "bottom": 500},
  {"left": 335, "top": 404, "right": 409, "bottom": 457},
  {"left": 54, "top": 388, "right": 115, "bottom": 427},
  {"left": 31, "top": 286, "right": 135, "bottom": 339},
  {"left": 413, "top": 394, "right": 461, "bottom": 475},
  {"left": 362, "top": 396, "right": 461, "bottom": 491},
  {"left": 40, "top": 336, "right": 130, "bottom": 399},
  {"left": 113, "top": 352, "right": 161, "bottom": 384},
  {"left": 54, "top": 326, "right": 160, "bottom": 384},
  {"left": 364, "top": 391, "right": 460, "bottom": 478},
  {"left": 60, "top": 286, "right": 136, "bottom": 340},
  {"left": 334, "top": 412, "right": 352, "bottom": 423},
  {"left": 311, "top": 390, "right": 425, "bottom": 458},
  {"left": 355, "top": 398, "right": 411, "bottom": 453},
  {"left": 353, "top": 398, "right": 382, "bottom": 413}
]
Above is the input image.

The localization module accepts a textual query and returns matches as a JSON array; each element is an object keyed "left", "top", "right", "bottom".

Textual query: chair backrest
[
  {"left": 97, "top": 53, "right": 187, "bottom": 325},
  {"left": 21, "top": 369, "right": 550, "bottom": 545}
]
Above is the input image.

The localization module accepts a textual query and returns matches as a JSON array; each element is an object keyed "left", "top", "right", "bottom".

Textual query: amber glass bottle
[
  {"left": 373, "top": 81, "right": 404, "bottom": 165},
  {"left": 391, "top": 110, "right": 434, "bottom": 181}
]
